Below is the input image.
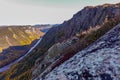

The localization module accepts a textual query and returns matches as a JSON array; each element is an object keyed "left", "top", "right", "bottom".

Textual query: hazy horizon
[{"left": 0, "top": 0, "right": 119, "bottom": 25}]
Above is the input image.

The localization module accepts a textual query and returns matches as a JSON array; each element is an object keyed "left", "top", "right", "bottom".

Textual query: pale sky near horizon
[{"left": 0, "top": 0, "right": 119, "bottom": 25}]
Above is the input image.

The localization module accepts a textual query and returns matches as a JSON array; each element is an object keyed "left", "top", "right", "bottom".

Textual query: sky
[{"left": 0, "top": 0, "right": 119, "bottom": 25}]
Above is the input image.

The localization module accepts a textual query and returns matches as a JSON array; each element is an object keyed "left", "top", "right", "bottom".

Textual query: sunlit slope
[{"left": 0, "top": 26, "right": 44, "bottom": 52}]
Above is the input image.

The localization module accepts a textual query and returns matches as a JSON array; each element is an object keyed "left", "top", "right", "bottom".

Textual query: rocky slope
[
  {"left": 32, "top": 3, "right": 120, "bottom": 79},
  {"left": 33, "top": 16, "right": 120, "bottom": 80},
  {"left": 37, "top": 23, "right": 120, "bottom": 80}
]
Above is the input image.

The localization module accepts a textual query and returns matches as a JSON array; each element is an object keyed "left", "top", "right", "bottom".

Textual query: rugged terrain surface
[{"left": 37, "top": 23, "right": 120, "bottom": 80}]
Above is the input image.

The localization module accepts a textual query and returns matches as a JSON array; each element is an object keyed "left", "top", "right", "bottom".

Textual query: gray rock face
[
  {"left": 39, "top": 3, "right": 120, "bottom": 49},
  {"left": 37, "top": 24, "right": 120, "bottom": 80}
]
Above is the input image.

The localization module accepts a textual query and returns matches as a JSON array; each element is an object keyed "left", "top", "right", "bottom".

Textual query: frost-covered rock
[{"left": 36, "top": 24, "right": 120, "bottom": 80}]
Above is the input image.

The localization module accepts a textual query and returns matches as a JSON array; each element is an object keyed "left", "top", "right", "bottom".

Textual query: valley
[{"left": 0, "top": 38, "right": 42, "bottom": 73}]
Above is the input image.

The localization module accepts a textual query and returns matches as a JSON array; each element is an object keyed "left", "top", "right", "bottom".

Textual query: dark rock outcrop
[{"left": 37, "top": 23, "right": 120, "bottom": 80}]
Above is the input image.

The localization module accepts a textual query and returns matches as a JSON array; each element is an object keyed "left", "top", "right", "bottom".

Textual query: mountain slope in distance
[{"left": 0, "top": 25, "right": 44, "bottom": 68}]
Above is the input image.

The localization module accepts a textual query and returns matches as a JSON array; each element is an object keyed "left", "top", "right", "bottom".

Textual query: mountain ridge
[{"left": 39, "top": 2, "right": 120, "bottom": 50}]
